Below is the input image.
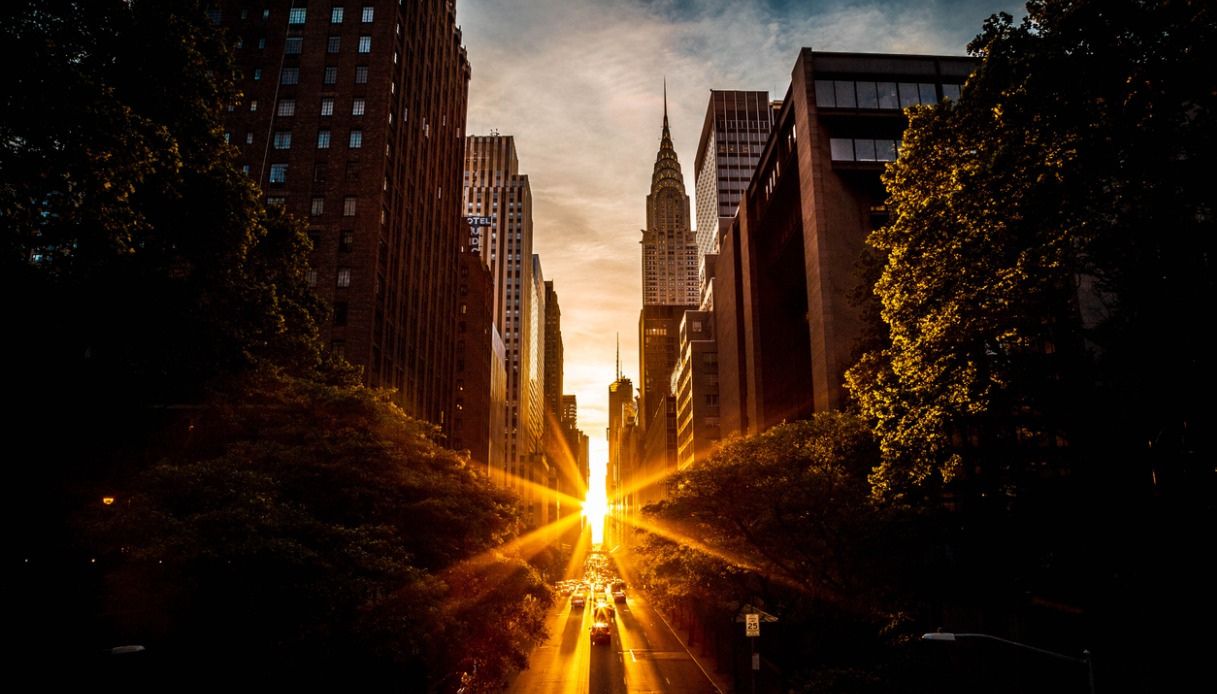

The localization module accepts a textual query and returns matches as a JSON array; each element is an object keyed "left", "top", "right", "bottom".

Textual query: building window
[
  {"left": 336, "top": 268, "right": 351, "bottom": 287},
  {"left": 855, "top": 138, "right": 877, "bottom": 161},
  {"left": 942, "top": 83, "right": 961, "bottom": 101},
  {"left": 241, "top": 164, "right": 251, "bottom": 175},
  {"left": 339, "top": 230, "right": 354, "bottom": 252},
  {"left": 830, "top": 138, "right": 854, "bottom": 161},
  {"left": 272, "top": 131, "right": 292, "bottom": 149},
  {"left": 310, "top": 197, "right": 325, "bottom": 216},
  {"left": 317, "top": 129, "right": 331, "bottom": 148},
  {"left": 305, "top": 268, "right": 318, "bottom": 287},
  {"left": 249, "top": 99, "right": 258, "bottom": 112},
  {"left": 269, "top": 164, "right": 288, "bottom": 183},
  {"left": 288, "top": 7, "right": 307, "bottom": 24},
  {"left": 899, "top": 83, "right": 920, "bottom": 108},
  {"left": 833, "top": 80, "right": 856, "bottom": 108},
  {"left": 320, "top": 97, "right": 334, "bottom": 116},
  {"left": 352, "top": 98, "right": 365, "bottom": 116},
  {"left": 354, "top": 65, "right": 368, "bottom": 83},
  {"left": 285, "top": 36, "right": 303, "bottom": 54},
  {"left": 257, "top": 37, "right": 265, "bottom": 49},
  {"left": 223, "top": 131, "right": 231, "bottom": 144},
  {"left": 357, "top": 36, "right": 371, "bottom": 53},
  {"left": 361, "top": 6, "right": 374, "bottom": 22},
  {"left": 327, "top": 35, "right": 340, "bottom": 53},
  {"left": 349, "top": 129, "right": 363, "bottom": 148},
  {"left": 343, "top": 196, "right": 357, "bottom": 216},
  {"left": 323, "top": 66, "right": 338, "bottom": 85},
  {"left": 277, "top": 99, "right": 295, "bottom": 116},
  {"left": 245, "top": 132, "right": 254, "bottom": 144},
  {"left": 877, "top": 82, "right": 899, "bottom": 109},
  {"left": 267, "top": 196, "right": 285, "bottom": 207},
  {"left": 855, "top": 81, "right": 878, "bottom": 109},
  {"left": 333, "top": 301, "right": 348, "bottom": 325},
  {"left": 280, "top": 67, "right": 299, "bottom": 85},
  {"left": 252, "top": 67, "right": 262, "bottom": 81},
  {"left": 313, "top": 163, "right": 328, "bottom": 183},
  {"left": 918, "top": 83, "right": 938, "bottom": 104},
  {"left": 331, "top": 7, "right": 344, "bottom": 23}
]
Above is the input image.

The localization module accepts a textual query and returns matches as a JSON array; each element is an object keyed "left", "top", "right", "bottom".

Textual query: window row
[
  {"left": 262, "top": 128, "right": 364, "bottom": 151},
  {"left": 814, "top": 79, "right": 960, "bottom": 110},
  {"left": 282, "top": 35, "right": 372, "bottom": 55},
  {"left": 276, "top": 65, "right": 370, "bottom": 85},
  {"left": 290, "top": 7, "right": 375, "bottom": 25},
  {"left": 308, "top": 197, "right": 362, "bottom": 223},
  {"left": 304, "top": 268, "right": 354, "bottom": 289},
  {"left": 273, "top": 96, "right": 365, "bottom": 117},
  {"left": 829, "top": 138, "right": 902, "bottom": 162}
]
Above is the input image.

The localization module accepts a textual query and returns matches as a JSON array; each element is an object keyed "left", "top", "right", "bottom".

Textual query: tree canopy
[
  {"left": 81, "top": 373, "right": 552, "bottom": 690},
  {"left": 4, "top": 4, "right": 551, "bottom": 689},
  {"left": 639, "top": 414, "right": 927, "bottom": 692},
  {"left": 847, "top": 0, "right": 1217, "bottom": 501},
  {"left": 3, "top": 0, "right": 327, "bottom": 408}
]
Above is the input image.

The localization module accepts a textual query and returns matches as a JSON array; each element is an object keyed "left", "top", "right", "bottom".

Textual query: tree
[
  {"left": 639, "top": 414, "right": 928, "bottom": 692},
  {"left": 81, "top": 372, "right": 552, "bottom": 690},
  {"left": 3, "top": 0, "right": 328, "bottom": 407},
  {"left": 845, "top": 3, "right": 1217, "bottom": 690},
  {"left": 3, "top": 3, "right": 342, "bottom": 655},
  {"left": 847, "top": 0, "right": 1217, "bottom": 502}
]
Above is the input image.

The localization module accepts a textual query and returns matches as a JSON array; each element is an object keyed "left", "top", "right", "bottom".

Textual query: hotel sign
[{"left": 463, "top": 216, "right": 495, "bottom": 253}]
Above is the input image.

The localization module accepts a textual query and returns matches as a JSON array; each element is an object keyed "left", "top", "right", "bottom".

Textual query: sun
[{"left": 583, "top": 457, "right": 608, "bottom": 544}]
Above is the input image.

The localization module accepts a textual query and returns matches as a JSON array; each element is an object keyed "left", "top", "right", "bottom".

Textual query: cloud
[{"left": 456, "top": 0, "right": 1023, "bottom": 459}]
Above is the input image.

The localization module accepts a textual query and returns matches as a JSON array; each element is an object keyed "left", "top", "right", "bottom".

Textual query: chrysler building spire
[{"left": 641, "top": 86, "right": 698, "bottom": 307}]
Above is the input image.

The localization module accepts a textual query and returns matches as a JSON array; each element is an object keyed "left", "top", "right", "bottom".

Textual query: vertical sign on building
[{"left": 463, "top": 215, "right": 494, "bottom": 254}]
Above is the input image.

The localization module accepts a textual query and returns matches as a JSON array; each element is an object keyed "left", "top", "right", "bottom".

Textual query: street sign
[{"left": 745, "top": 613, "right": 760, "bottom": 637}]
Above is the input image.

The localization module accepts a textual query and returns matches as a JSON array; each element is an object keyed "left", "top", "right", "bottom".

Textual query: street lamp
[{"left": 921, "top": 632, "right": 1095, "bottom": 694}]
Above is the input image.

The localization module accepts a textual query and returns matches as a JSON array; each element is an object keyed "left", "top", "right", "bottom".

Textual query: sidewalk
[{"left": 652, "top": 602, "right": 735, "bottom": 694}]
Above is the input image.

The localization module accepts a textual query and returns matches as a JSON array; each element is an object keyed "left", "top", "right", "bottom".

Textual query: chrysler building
[{"left": 641, "top": 92, "right": 699, "bottom": 306}]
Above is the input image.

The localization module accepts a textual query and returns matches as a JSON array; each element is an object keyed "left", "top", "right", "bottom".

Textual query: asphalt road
[{"left": 507, "top": 573, "right": 723, "bottom": 693}]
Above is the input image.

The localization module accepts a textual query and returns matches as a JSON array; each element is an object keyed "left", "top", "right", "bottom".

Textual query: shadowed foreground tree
[
  {"left": 639, "top": 414, "right": 932, "bottom": 693},
  {"left": 847, "top": 0, "right": 1216, "bottom": 503},
  {"left": 4, "top": 3, "right": 550, "bottom": 690},
  {"left": 82, "top": 372, "right": 551, "bottom": 691},
  {"left": 845, "top": 1, "right": 1216, "bottom": 690}
]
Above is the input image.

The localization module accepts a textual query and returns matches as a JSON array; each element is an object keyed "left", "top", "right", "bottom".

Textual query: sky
[{"left": 455, "top": 0, "right": 1026, "bottom": 468}]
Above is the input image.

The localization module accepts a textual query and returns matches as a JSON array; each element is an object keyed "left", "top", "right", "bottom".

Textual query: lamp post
[{"left": 922, "top": 632, "right": 1094, "bottom": 694}]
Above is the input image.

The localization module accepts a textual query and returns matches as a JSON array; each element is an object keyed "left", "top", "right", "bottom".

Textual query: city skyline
[{"left": 456, "top": 0, "right": 1023, "bottom": 464}]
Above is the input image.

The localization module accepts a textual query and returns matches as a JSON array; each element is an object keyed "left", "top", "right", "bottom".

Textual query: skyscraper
[
  {"left": 219, "top": 0, "right": 470, "bottom": 429},
  {"left": 642, "top": 92, "right": 700, "bottom": 308},
  {"left": 716, "top": 49, "right": 974, "bottom": 436},
  {"left": 543, "top": 281, "right": 564, "bottom": 418},
  {"left": 462, "top": 136, "right": 539, "bottom": 493},
  {"left": 639, "top": 93, "right": 699, "bottom": 427},
  {"left": 674, "top": 310, "right": 720, "bottom": 471},
  {"left": 693, "top": 90, "right": 774, "bottom": 260},
  {"left": 452, "top": 218, "right": 507, "bottom": 482}
]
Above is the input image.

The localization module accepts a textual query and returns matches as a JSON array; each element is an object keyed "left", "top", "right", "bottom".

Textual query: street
[{"left": 508, "top": 545, "right": 723, "bottom": 694}]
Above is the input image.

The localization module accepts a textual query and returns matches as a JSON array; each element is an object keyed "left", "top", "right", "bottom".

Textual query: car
[
  {"left": 571, "top": 591, "right": 587, "bottom": 608},
  {"left": 593, "top": 599, "right": 614, "bottom": 617},
  {"left": 589, "top": 609, "right": 612, "bottom": 645},
  {"left": 611, "top": 581, "right": 626, "bottom": 603}
]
